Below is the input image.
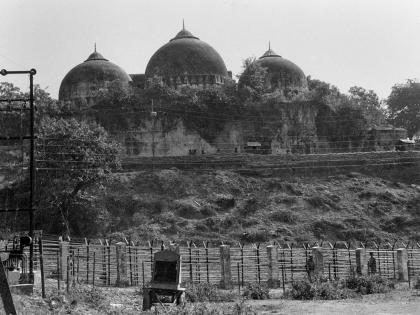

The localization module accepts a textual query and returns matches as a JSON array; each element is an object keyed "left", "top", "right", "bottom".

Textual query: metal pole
[
  {"left": 256, "top": 244, "right": 261, "bottom": 284},
  {"left": 66, "top": 256, "right": 70, "bottom": 293},
  {"left": 93, "top": 251, "right": 96, "bottom": 287},
  {"left": 38, "top": 238, "right": 46, "bottom": 298},
  {"left": 237, "top": 262, "right": 241, "bottom": 294},
  {"left": 281, "top": 263, "right": 285, "bottom": 294},
  {"left": 29, "top": 70, "right": 36, "bottom": 283},
  {"left": 57, "top": 252, "right": 60, "bottom": 290},
  {"left": 86, "top": 244, "right": 89, "bottom": 284}
]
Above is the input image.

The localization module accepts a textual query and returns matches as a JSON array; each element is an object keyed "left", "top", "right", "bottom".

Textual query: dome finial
[
  {"left": 94, "top": 42, "right": 96, "bottom": 52},
  {"left": 182, "top": 19, "right": 185, "bottom": 30},
  {"left": 269, "top": 41, "right": 271, "bottom": 50}
]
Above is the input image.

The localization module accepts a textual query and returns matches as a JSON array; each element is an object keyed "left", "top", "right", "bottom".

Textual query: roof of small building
[
  {"left": 145, "top": 27, "right": 228, "bottom": 79},
  {"left": 59, "top": 49, "right": 132, "bottom": 101}
]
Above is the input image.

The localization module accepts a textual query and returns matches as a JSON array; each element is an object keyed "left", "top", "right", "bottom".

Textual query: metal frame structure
[{"left": 0, "top": 68, "right": 36, "bottom": 282}]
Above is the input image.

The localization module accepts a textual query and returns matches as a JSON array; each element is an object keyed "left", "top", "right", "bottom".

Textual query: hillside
[{"left": 98, "top": 152, "right": 420, "bottom": 243}]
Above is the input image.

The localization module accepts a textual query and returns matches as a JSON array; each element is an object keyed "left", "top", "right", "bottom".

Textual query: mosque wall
[{"left": 115, "top": 119, "right": 244, "bottom": 157}]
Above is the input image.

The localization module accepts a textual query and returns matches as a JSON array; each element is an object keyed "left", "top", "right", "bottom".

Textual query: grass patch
[
  {"left": 285, "top": 275, "right": 395, "bottom": 300},
  {"left": 242, "top": 283, "right": 269, "bottom": 300},
  {"left": 270, "top": 209, "right": 297, "bottom": 223},
  {"left": 185, "top": 283, "right": 237, "bottom": 302}
]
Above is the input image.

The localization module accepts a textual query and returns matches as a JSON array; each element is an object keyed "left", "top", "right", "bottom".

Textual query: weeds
[
  {"left": 242, "top": 283, "right": 270, "bottom": 300},
  {"left": 185, "top": 283, "right": 237, "bottom": 302},
  {"left": 285, "top": 275, "right": 395, "bottom": 300}
]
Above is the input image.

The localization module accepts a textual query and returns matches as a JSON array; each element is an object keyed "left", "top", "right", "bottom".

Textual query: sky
[{"left": 1, "top": 0, "right": 419, "bottom": 100}]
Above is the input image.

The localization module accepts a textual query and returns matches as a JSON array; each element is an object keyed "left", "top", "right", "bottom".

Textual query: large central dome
[{"left": 145, "top": 26, "right": 228, "bottom": 87}]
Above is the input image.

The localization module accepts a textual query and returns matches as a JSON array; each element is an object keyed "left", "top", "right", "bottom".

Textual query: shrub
[
  {"left": 240, "top": 230, "right": 269, "bottom": 243},
  {"left": 344, "top": 274, "right": 395, "bottom": 294},
  {"left": 214, "top": 194, "right": 235, "bottom": 210},
  {"left": 238, "top": 197, "right": 258, "bottom": 216},
  {"left": 270, "top": 210, "right": 297, "bottom": 223},
  {"left": 200, "top": 205, "right": 218, "bottom": 217},
  {"left": 185, "top": 283, "right": 237, "bottom": 302},
  {"left": 156, "top": 301, "right": 256, "bottom": 315},
  {"left": 286, "top": 275, "right": 394, "bottom": 301},
  {"left": 286, "top": 280, "right": 314, "bottom": 300},
  {"left": 242, "top": 282, "right": 269, "bottom": 300}
]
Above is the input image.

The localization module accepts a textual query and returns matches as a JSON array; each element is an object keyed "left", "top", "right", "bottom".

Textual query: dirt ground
[
  {"left": 252, "top": 289, "right": 420, "bottom": 315},
  {"left": 3, "top": 283, "right": 420, "bottom": 315}
]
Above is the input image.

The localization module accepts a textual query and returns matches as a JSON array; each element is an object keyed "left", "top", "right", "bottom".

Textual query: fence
[{"left": 26, "top": 238, "right": 419, "bottom": 290}]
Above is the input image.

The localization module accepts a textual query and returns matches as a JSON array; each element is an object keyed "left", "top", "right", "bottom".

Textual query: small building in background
[
  {"left": 396, "top": 139, "right": 415, "bottom": 151},
  {"left": 367, "top": 126, "right": 407, "bottom": 151}
]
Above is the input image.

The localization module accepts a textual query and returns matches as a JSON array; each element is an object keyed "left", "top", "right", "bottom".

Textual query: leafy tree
[
  {"left": 387, "top": 79, "right": 420, "bottom": 137},
  {"left": 348, "top": 86, "right": 386, "bottom": 126},
  {"left": 36, "top": 117, "right": 120, "bottom": 235},
  {"left": 238, "top": 57, "right": 268, "bottom": 101}
]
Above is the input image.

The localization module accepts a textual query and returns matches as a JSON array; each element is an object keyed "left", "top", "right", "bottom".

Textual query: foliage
[
  {"left": 185, "top": 283, "right": 237, "bottom": 302},
  {"left": 153, "top": 300, "right": 256, "bottom": 315},
  {"left": 270, "top": 209, "right": 297, "bottom": 223},
  {"left": 286, "top": 275, "right": 394, "bottom": 300},
  {"left": 242, "top": 282, "right": 270, "bottom": 300},
  {"left": 348, "top": 86, "right": 386, "bottom": 126},
  {"left": 238, "top": 57, "right": 268, "bottom": 101},
  {"left": 287, "top": 278, "right": 355, "bottom": 300},
  {"left": 387, "top": 79, "right": 420, "bottom": 137},
  {"left": 238, "top": 197, "right": 259, "bottom": 216},
  {"left": 36, "top": 117, "right": 120, "bottom": 235},
  {"left": 345, "top": 274, "right": 395, "bottom": 294}
]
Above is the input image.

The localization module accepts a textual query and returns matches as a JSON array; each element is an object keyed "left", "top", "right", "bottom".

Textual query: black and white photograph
[{"left": 1, "top": 0, "right": 420, "bottom": 314}]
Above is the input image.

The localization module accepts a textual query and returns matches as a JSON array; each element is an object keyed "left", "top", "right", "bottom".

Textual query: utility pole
[
  {"left": 0, "top": 68, "right": 37, "bottom": 283},
  {"left": 151, "top": 99, "right": 157, "bottom": 171}
]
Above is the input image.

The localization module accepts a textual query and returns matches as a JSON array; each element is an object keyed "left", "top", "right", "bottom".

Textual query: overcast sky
[{"left": 1, "top": 0, "right": 419, "bottom": 100}]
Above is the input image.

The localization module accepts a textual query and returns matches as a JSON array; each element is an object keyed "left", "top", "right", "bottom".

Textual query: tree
[
  {"left": 238, "top": 57, "right": 268, "bottom": 101},
  {"left": 36, "top": 117, "right": 120, "bottom": 236},
  {"left": 387, "top": 79, "right": 420, "bottom": 137},
  {"left": 348, "top": 86, "right": 386, "bottom": 126}
]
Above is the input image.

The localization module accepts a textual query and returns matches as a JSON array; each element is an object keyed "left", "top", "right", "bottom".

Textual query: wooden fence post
[
  {"left": 116, "top": 242, "right": 129, "bottom": 287},
  {"left": 267, "top": 245, "right": 279, "bottom": 288},
  {"left": 312, "top": 246, "right": 324, "bottom": 277},
  {"left": 59, "top": 241, "right": 69, "bottom": 281},
  {"left": 355, "top": 248, "right": 367, "bottom": 275},
  {"left": 396, "top": 248, "right": 408, "bottom": 281},
  {"left": 219, "top": 245, "right": 232, "bottom": 289}
]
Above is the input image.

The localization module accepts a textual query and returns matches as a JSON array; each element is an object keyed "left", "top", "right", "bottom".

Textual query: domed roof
[
  {"left": 145, "top": 26, "right": 228, "bottom": 79},
  {"left": 255, "top": 45, "right": 307, "bottom": 91},
  {"left": 59, "top": 48, "right": 132, "bottom": 101}
]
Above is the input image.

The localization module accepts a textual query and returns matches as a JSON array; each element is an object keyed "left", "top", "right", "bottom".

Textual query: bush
[
  {"left": 270, "top": 210, "right": 297, "bottom": 223},
  {"left": 344, "top": 274, "right": 395, "bottom": 294},
  {"left": 155, "top": 301, "right": 256, "bottom": 315},
  {"left": 286, "top": 279, "right": 355, "bottom": 300},
  {"left": 286, "top": 275, "right": 394, "bottom": 300},
  {"left": 238, "top": 197, "right": 258, "bottom": 216},
  {"left": 185, "top": 283, "right": 237, "bottom": 302},
  {"left": 287, "top": 280, "right": 314, "bottom": 300},
  {"left": 240, "top": 230, "right": 269, "bottom": 243},
  {"left": 214, "top": 194, "right": 235, "bottom": 210},
  {"left": 200, "top": 205, "right": 218, "bottom": 217},
  {"left": 242, "top": 283, "right": 269, "bottom": 300}
]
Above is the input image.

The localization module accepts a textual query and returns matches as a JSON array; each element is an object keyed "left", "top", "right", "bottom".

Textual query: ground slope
[{"left": 100, "top": 162, "right": 420, "bottom": 244}]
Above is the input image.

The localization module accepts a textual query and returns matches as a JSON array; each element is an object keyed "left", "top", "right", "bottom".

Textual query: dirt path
[{"left": 251, "top": 290, "right": 420, "bottom": 315}]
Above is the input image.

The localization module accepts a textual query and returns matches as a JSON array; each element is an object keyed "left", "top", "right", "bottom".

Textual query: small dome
[
  {"left": 145, "top": 27, "right": 228, "bottom": 82},
  {"left": 59, "top": 49, "right": 132, "bottom": 103},
  {"left": 255, "top": 46, "right": 307, "bottom": 92}
]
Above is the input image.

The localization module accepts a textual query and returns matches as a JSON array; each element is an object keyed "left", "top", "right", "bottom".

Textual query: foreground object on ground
[{"left": 142, "top": 249, "right": 186, "bottom": 310}]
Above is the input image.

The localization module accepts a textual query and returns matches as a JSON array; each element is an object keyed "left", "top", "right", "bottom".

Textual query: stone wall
[{"left": 115, "top": 119, "right": 244, "bottom": 157}]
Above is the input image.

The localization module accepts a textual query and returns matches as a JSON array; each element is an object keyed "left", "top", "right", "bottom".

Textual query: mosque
[{"left": 58, "top": 25, "right": 402, "bottom": 156}]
